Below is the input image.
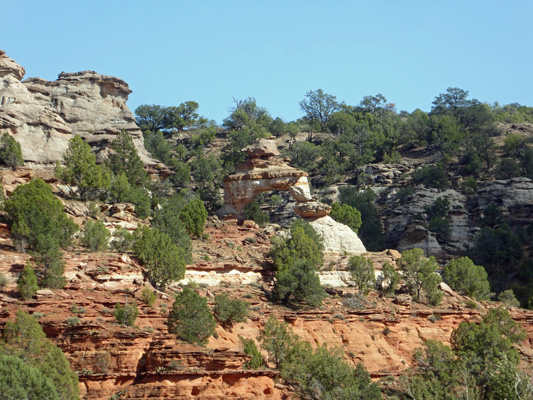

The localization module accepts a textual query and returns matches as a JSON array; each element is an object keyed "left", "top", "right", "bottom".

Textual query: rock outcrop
[
  {"left": 0, "top": 50, "right": 156, "bottom": 167},
  {"left": 310, "top": 216, "right": 366, "bottom": 256},
  {"left": 364, "top": 171, "right": 533, "bottom": 258},
  {"left": 218, "top": 139, "right": 313, "bottom": 219},
  {"left": 218, "top": 139, "right": 367, "bottom": 255}
]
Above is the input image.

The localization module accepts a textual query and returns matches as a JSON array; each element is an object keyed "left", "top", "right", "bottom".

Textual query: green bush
[
  {"left": 214, "top": 293, "right": 249, "bottom": 326},
  {"left": 4, "top": 178, "right": 78, "bottom": 254},
  {"left": 338, "top": 187, "right": 384, "bottom": 251},
  {"left": 133, "top": 226, "right": 187, "bottom": 290},
  {"left": 4, "top": 178, "right": 74, "bottom": 288},
  {"left": 347, "top": 255, "right": 376, "bottom": 297},
  {"left": 179, "top": 198, "right": 208, "bottom": 237},
  {"left": 191, "top": 152, "right": 224, "bottom": 213},
  {"left": 81, "top": 220, "right": 110, "bottom": 252},
  {"left": 240, "top": 337, "right": 265, "bottom": 369},
  {"left": 461, "top": 176, "right": 478, "bottom": 194},
  {"left": 108, "top": 172, "right": 131, "bottom": 203},
  {"left": 244, "top": 200, "right": 270, "bottom": 227},
  {"left": 111, "top": 227, "right": 135, "bottom": 252},
  {"left": 108, "top": 129, "right": 149, "bottom": 188},
  {"left": 114, "top": 302, "right": 139, "bottom": 326},
  {"left": 17, "top": 262, "right": 39, "bottom": 300},
  {"left": 126, "top": 186, "right": 152, "bottom": 219},
  {"left": 406, "top": 306, "right": 529, "bottom": 400},
  {"left": 330, "top": 202, "right": 362, "bottom": 233},
  {"left": 260, "top": 315, "right": 301, "bottom": 369},
  {"left": 1, "top": 310, "right": 79, "bottom": 399},
  {"left": 498, "top": 289, "right": 520, "bottom": 308},
  {"left": 412, "top": 165, "right": 449, "bottom": 188},
  {"left": 0, "top": 354, "right": 58, "bottom": 400},
  {"left": 65, "top": 317, "right": 79, "bottom": 327},
  {"left": 259, "top": 315, "right": 382, "bottom": 399},
  {"left": 0, "top": 272, "right": 6, "bottom": 289},
  {"left": 470, "top": 224, "right": 523, "bottom": 277},
  {"left": 151, "top": 194, "right": 192, "bottom": 260},
  {"left": 4, "top": 179, "right": 73, "bottom": 288},
  {"left": 32, "top": 243, "right": 66, "bottom": 289},
  {"left": 424, "top": 198, "right": 451, "bottom": 241},
  {"left": 271, "top": 220, "right": 325, "bottom": 308},
  {"left": 141, "top": 286, "right": 157, "bottom": 307},
  {"left": 55, "top": 135, "right": 111, "bottom": 200},
  {"left": 442, "top": 256, "right": 491, "bottom": 300},
  {"left": 427, "top": 217, "right": 451, "bottom": 241},
  {"left": 271, "top": 219, "right": 324, "bottom": 271},
  {"left": 70, "top": 304, "right": 85, "bottom": 314},
  {"left": 400, "top": 248, "right": 442, "bottom": 305},
  {"left": 0, "top": 133, "right": 24, "bottom": 169},
  {"left": 167, "top": 286, "right": 216, "bottom": 345},
  {"left": 272, "top": 259, "right": 325, "bottom": 308},
  {"left": 380, "top": 262, "right": 399, "bottom": 296}
]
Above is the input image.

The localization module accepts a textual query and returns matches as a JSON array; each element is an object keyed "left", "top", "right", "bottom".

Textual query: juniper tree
[{"left": 55, "top": 135, "right": 111, "bottom": 200}]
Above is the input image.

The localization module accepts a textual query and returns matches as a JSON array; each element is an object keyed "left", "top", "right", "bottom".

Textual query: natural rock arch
[
  {"left": 217, "top": 139, "right": 367, "bottom": 255},
  {"left": 217, "top": 139, "right": 316, "bottom": 220}
]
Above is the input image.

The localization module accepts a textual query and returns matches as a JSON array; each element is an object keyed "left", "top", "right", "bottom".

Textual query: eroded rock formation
[
  {"left": 218, "top": 139, "right": 313, "bottom": 219},
  {"left": 377, "top": 177, "right": 533, "bottom": 257},
  {"left": 0, "top": 50, "right": 156, "bottom": 167},
  {"left": 218, "top": 139, "right": 366, "bottom": 255}
]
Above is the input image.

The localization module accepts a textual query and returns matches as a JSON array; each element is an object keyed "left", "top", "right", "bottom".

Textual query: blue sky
[{"left": 4, "top": 0, "right": 533, "bottom": 124}]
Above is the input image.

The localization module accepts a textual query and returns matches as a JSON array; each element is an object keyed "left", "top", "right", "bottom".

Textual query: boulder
[
  {"left": 309, "top": 216, "right": 366, "bottom": 255},
  {"left": 0, "top": 50, "right": 25, "bottom": 80},
  {"left": 243, "top": 138, "right": 280, "bottom": 157},
  {"left": 294, "top": 201, "right": 331, "bottom": 218}
]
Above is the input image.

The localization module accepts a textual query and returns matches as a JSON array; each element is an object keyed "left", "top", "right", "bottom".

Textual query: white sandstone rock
[{"left": 309, "top": 216, "right": 366, "bottom": 255}]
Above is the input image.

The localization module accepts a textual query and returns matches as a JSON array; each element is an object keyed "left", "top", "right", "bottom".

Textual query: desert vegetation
[{"left": 1, "top": 79, "right": 533, "bottom": 399}]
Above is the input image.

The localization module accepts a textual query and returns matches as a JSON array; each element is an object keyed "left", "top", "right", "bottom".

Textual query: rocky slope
[
  {"left": 1, "top": 52, "right": 532, "bottom": 399},
  {"left": 0, "top": 50, "right": 156, "bottom": 167},
  {"left": 325, "top": 160, "right": 533, "bottom": 259},
  {"left": 0, "top": 193, "right": 532, "bottom": 398}
]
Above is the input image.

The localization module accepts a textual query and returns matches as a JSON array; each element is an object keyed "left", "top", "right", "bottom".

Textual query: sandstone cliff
[
  {"left": 1, "top": 214, "right": 531, "bottom": 399},
  {"left": 0, "top": 50, "right": 155, "bottom": 166}
]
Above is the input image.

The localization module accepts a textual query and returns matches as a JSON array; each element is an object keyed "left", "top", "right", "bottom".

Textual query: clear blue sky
[{"left": 4, "top": 0, "right": 532, "bottom": 124}]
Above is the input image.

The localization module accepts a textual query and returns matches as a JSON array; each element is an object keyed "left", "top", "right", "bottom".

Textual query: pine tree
[
  {"left": 347, "top": 255, "right": 376, "bottom": 297},
  {"left": 442, "top": 257, "right": 491, "bottom": 300},
  {"left": 179, "top": 198, "right": 208, "bottom": 237},
  {"left": 400, "top": 248, "right": 442, "bottom": 305},
  {"left": 55, "top": 135, "right": 111, "bottom": 200},
  {"left": 108, "top": 129, "right": 148, "bottom": 187},
  {"left": 17, "top": 261, "right": 39, "bottom": 300},
  {"left": 133, "top": 226, "right": 187, "bottom": 290},
  {"left": 167, "top": 287, "right": 215, "bottom": 345},
  {"left": 0, "top": 133, "right": 24, "bottom": 169}
]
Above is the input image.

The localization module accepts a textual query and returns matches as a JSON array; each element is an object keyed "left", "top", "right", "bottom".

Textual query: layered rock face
[
  {"left": 355, "top": 161, "right": 533, "bottom": 258},
  {"left": 0, "top": 50, "right": 155, "bottom": 166},
  {"left": 218, "top": 139, "right": 366, "bottom": 255},
  {"left": 218, "top": 139, "right": 313, "bottom": 219}
]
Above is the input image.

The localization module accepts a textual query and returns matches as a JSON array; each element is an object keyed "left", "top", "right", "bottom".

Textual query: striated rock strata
[
  {"left": 218, "top": 139, "right": 313, "bottom": 219},
  {"left": 379, "top": 177, "right": 533, "bottom": 258},
  {"left": 218, "top": 139, "right": 367, "bottom": 254},
  {"left": 0, "top": 50, "right": 156, "bottom": 167}
]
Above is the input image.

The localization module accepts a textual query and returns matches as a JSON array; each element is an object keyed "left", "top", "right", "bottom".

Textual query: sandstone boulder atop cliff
[
  {"left": 243, "top": 138, "right": 280, "bottom": 157},
  {"left": 294, "top": 201, "right": 331, "bottom": 218}
]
